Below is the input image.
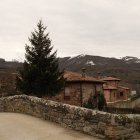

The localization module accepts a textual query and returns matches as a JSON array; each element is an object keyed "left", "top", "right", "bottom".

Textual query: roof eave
[{"left": 66, "top": 80, "right": 104, "bottom": 83}]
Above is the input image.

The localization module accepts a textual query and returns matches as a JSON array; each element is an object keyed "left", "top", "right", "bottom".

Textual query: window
[
  {"left": 64, "top": 87, "right": 70, "bottom": 100},
  {"left": 120, "top": 92, "right": 123, "bottom": 97}
]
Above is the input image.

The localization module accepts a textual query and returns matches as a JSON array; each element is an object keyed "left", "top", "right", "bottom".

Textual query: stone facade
[
  {"left": 46, "top": 83, "right": 82, "bottom": 106},
  {"left": 118, "top": 87, "right": 129, "bottom": 100},
  {"left": 104, "top": 89, "right": 117, "bottom": 102},
  {"left": 0, "top": 95, "right": 140, "bottom": 140},
  {"left": 46, "top": 82, "right": 103, "bottom": 106}
]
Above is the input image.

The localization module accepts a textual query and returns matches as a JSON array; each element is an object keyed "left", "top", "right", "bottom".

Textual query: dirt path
[{"left": 0, "top": 113, "right": 100, "bottom": 140}]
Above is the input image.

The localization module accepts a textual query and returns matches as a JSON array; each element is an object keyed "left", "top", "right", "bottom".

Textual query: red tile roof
[
  {"left": 100, "top": 77, "right": 121, "bottom": 81},
  {"left": 64, "top": 70, "right": 104, "bottom": 83},
  {"left": 118, "top": 86, "right": 130, "bottom": 90},
  {"left": 103, "top": 85, "right": 117, "bottom": 90}
]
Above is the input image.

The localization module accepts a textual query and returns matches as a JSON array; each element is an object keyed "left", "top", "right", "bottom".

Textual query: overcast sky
[{"left": 0, "top": 0, "right": 140, "bottom": 61}]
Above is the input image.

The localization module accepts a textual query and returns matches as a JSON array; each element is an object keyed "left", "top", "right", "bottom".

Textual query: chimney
[
  {"left": 81, "top": 68, "right": 86, "bottom": 78},
  {"left": 97, "top": 72, "right": 101, "bottom": 79}
]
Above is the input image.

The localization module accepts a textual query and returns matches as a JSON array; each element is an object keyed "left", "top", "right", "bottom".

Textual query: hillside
[
  {"left": 0, "top": 55, "right": 140, "bottom": 95},
  {"left": 0, "top": 58, "right": 22, "bottom": 72},
  {"left": 59, "top": 54, "right": 140, "bottom": 95}
]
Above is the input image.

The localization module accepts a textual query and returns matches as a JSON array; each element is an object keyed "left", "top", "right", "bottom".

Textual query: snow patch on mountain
[
  {"left": 136, "top": 60, "right": 140, "bottom": 63},
  {"left": 69, "top": 54, "right": 86, "bottom": 60},
  {"left": 86, "top": 60, "right": 95, "bottom": 66},
  {"left": 122, "top": 56, "right": 140, "bottom": 64},
  {"left": 77, "top": 54, "right": 86, "bottom": 58}
]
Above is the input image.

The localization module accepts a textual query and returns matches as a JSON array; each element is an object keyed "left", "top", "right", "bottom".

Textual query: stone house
[
  {"left": 46, "top": 70, "right": 104, "bottom": 106},
  {"left": 100, "top": 77, "right": 130, "bottom": 103}
]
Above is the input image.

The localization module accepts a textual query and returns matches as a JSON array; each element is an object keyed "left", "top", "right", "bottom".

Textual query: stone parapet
[{"left": 0, "top": 95, "right": 140, "bottom": 140}]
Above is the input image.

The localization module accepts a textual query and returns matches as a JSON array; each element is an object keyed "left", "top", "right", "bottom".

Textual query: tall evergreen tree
[{"left": 16, "top": 20, "right": 65, "bottom": 97}]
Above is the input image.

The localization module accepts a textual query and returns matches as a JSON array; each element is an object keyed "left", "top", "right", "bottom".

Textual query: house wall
[
  {"left": 110, "top": 90, "right": 117, "bottom": 102},
  {"left": 65, "top": 83, "right": 81, "bottom": 106},
  {"left": 106, "top": 81, "right": 119, "bottom": 87},
  {"left": 103, "top": 90, "right": 110, "bottom": 102},
  {"left": 104, "top": 90, "right": 117, "bottom": 102},
  {"left": 125, "top": 89, "right": 129, "bottom": 99},
  {"left": 96, "top": 84, "right": 103, "bottom": 93},
  {"left": 82, "top": 83, "right": 95, "bottom": 104},
  {"left": 45, "top": 83, "right": 81, "bottom": 106},
  {"left": 46, "top": 82, "right": 103, "bottom": 107},
  {"left": 117, "top": 88, "right": 129, "bottom": 101}
]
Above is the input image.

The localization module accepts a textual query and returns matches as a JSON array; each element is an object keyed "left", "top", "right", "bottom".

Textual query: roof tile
[
  {"left": 100, "top": 77, "right": 121, "bottom": 81},
  {"left": 64, "top": 70, "right": 104, "bottom": 83}
]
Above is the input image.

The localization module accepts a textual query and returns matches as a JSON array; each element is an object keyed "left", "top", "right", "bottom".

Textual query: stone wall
[
  {"left": 82, "top": 83, "right": 95, "bottom": 104},
  {"left": 108, "top": 98, "right": 140, "bottom": 109},
  {"left": 0, "top": 95, "right": 140, "bottom": 140},
  {"left": 46, "top": 83, "right": 82, "bottom": 106},
  {"left": 107, "top": 107, "right": 140, "bottom": 114},
  {"left": 47, "top": 82, "right": 103, "bottom": 107}
]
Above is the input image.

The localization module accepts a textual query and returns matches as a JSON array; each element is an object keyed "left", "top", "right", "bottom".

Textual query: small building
[
  {"left": 100, "top": 77, "right": 130, "bottom": 103},
  {"left": 46, "top": 70, "right": 104, "bottom": 106}
]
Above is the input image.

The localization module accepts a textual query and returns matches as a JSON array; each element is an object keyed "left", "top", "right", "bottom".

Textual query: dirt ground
[{"left": 0, "top": 113, "right": 100, "bottom": 140}]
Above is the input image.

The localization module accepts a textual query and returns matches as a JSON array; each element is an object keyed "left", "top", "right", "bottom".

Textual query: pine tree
[{"left": 16, "top": 20, "right": 65, "bottom": 97}]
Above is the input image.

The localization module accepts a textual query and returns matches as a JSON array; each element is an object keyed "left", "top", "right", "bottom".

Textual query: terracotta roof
[
  {"left": 64, "top": 70, "right": 104, "bottom": 83},
  {"left": 100, "top": 77, "right": 121, "bottom": 81},
  {"left": 103, "top": 84, "right": 117, "bottom": 90},
  {"left": 118, "top": 86, "right": 130, "bottom": 90}
]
